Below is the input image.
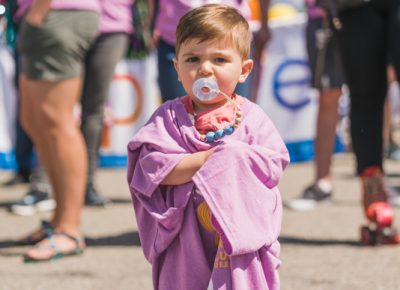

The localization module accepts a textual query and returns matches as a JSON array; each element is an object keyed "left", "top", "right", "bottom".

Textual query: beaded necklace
[{"left": 188, "top": 96, "right": 243, "bottom": 143}]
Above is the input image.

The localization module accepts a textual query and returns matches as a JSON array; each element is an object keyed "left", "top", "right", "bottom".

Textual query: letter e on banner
[{"left": 273, "top": 59, "right": 311, "bottom": 111}]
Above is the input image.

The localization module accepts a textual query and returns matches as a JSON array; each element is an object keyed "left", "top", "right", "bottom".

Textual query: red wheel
[{"left": 394, "top": 233, "right": 400, "bottom": 244}]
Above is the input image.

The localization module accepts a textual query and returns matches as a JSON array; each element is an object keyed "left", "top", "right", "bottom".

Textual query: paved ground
[{"left": 1, "top": 152, "right": 400, "bottom": 290}]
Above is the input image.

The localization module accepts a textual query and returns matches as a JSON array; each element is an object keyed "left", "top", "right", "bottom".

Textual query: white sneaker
[
  {"left": 285, "top": 184, "right": 332, "bottom": 211},
  {"left": 10, "top": 190, "right": 56, "bottom": 216}
]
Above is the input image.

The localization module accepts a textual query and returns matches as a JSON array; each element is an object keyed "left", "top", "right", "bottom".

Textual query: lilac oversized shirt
[
  {"left": 156, "top": 0, "right": 251, "bottom": 46},
  {"left": 127, "top": 97, "right": 290, "bottom": 290},
  {"left": 16, "top": 0, "right": 100, "bottom": 20}
]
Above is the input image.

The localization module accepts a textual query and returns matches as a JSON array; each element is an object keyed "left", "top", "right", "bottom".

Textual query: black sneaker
[
  {"left": 2, "top": 172, "right": 30, "bottom": 187},
  {"left": 85, "top": 185, "right": 111, "bottom": 207},
  {"left": 285, "top": 184, "right": 332, "bottom": 211},
  {"left": 10, "top": 190, "right": 56, "bottom": 216}
]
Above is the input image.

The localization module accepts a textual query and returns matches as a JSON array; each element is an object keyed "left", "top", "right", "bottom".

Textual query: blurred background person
[
  {"left": 0, "top": 0, "right": 54, "bottom": 215},
  {"left": 17, "top": 0, "right": 100, "bottom": 262},
  {"left": 10, "top": 0, "right": 134, "bottom": 215},
  {"left": 78, "top": 0, "right": 133, "bottom": 207},
  {"left": 286, "top": 0, "right": 344, "bottom": 211},
  {"left": 333, "top": 0, "right": 400, "bottom": 243}
]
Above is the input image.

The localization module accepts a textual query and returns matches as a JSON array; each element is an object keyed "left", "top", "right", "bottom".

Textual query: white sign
[{"left": 257, "top": 16, "right": 318, "bottom": 162}]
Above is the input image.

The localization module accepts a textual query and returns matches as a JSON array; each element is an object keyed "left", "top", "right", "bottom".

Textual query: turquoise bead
[
  {"left": 214, "top": 129, "right": 225, "bottom": 139},
  {"left": 224, "top": 125, "right": 234, "bottom": 135},
  {"left": 205, "top": 132, "right": 215, "bottom": 143}
]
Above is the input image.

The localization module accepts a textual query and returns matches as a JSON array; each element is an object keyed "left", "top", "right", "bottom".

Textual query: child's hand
[
  {"left": 204, "top": 147, "right": 216, "bottom": 161},
  {"left": 161, "top": 147, "right": 216, "bottom": 185}
]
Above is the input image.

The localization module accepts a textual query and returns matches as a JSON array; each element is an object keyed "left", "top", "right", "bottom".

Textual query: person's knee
[
  {"left": 81, "top": 108, "right": 103, "bottom": 123},
  {"left": 80, "top": 110, "right": 103, "bottom": 131}
]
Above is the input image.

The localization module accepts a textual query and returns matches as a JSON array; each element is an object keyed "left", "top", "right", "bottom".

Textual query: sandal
[
  {"left": 18, "top": 220, "right": 54, "bottom": 245},
  {"left": 24, "top": 232, "right": 85, "bottom": 263}
]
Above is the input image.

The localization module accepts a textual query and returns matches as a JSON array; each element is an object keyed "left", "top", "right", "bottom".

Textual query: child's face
[{"left": 174, "top": 38, "right": 253, "bottom": 106}]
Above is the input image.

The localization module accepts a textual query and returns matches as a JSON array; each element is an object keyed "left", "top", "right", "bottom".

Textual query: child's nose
[{"left": 198, "top": 61, "right": 213, "bottom": 76}]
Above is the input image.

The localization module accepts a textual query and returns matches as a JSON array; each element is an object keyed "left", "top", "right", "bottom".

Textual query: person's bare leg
[
  {"left": 19, "top": 74, "right": 59, "bottom": 194},
  {"left": 384, "top": 65, "right": 397, "bottom": 155},
  {"left": 20, "top": 76, "right": 87, "bottom": 258},
  {"left": 383, "top": 97, "right": 391, "bottom": 153},
  {"left": 314, "top": 88, "right": 341, "bottom": 182}
]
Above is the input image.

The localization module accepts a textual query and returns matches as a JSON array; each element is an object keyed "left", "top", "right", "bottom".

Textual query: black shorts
[{"left": 306, "top": 17, "right": 345, "bottom": 90}]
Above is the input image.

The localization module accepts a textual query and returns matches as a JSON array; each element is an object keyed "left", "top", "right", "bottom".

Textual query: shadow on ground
[
  {"left": 0, "top": 240, "right": 19, "bottom": 248},
  {"left": 85, "top": 231, "right": 141, "bottom": 247},
  {"left": 0, "top": 197, "right": 131, "bottom": 209},
  {"left": 279, "top": 235, "right": 360, "bottom": 247},
  {"left": 0, "top": 200, "right": 14, "bottom": 209},
  {"left": 0, "top": 231, "right": 141, "bottom": 251},
  {"left": 108, "top": 198, "right": 132, "bottom": 205}
]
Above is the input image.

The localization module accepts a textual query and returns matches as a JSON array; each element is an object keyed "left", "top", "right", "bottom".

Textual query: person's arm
[
  {"left": 252, "top": 0, "right": 271, "bottom": 52},
  {"left": 25, "top": 0, "right": 51, "bottom": 26},
  {"left": 150, "top": 0, "right": 160, "bottom": 46},
  {"left": 248, "top": 0, "right": 270, "bottom": 101},
  {"left": 161, "top": 148, "right": 215, "bottom": 186},
  {"left": 147, "top": 0, "right": 155, "bottom": 24}
]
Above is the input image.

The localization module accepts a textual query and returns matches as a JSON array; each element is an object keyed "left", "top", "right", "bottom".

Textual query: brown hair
[{"left": 175, "top": 4, "right": 251, "bottom": 59}]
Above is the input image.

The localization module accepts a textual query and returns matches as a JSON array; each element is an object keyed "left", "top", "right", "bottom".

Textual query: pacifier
[{"left": 192, "top": 77, "right": 219, "bottom": 101}]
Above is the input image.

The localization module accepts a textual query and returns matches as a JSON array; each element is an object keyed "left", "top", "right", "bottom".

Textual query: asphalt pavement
[{"left": 1, "top": 152, "right": 400, "bottom": 290}]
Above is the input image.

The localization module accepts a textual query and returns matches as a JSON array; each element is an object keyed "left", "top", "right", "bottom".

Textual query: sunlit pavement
[{"left": 1, "top": 153, "right": 400, "bottom": 290}]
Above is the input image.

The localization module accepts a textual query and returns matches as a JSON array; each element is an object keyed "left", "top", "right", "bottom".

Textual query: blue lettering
[{"left": 273, "top": 59, "right": 311, "bottom": 111}]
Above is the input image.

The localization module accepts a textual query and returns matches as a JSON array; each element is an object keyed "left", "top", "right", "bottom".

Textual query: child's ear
[
  {"left": 238, "top": 59, "right": 254, "bottom": 83},
  {"left": 173, "top": 57, "right": 181, "bottom": 82}
]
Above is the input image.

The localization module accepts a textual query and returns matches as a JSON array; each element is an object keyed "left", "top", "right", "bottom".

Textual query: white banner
[
  {"left": 0, "top": 46, "right": 17, "bottom": 168},
  {"left": 98, "top": 55, "right": 160, "bottom": 166},
  {"left": 257, "top": 15, "right": 317, "bottom": 142},
  {"left": 256, "top": 15, "right": 320, "bottom": 161}
]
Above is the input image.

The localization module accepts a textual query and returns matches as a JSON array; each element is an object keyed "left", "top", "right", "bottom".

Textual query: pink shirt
[
  {"left": 16, "top": 0, "right": 101, "bottom": 20},
  {"left": 99, "top": 0, "right": 133, "bottom": 34},
  {"left": 156, "top": 0, "right": 251, "bottom": 46},
  {"left": 180, "top": 95, "right": 244, "bottom": 134},
  {"left": 306, "top": 0, "right": 325, "bottom": 19}
]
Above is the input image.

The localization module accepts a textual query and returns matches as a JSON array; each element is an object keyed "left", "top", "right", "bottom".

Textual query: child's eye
[
  {"left": 185, "top": 57, "right": 199, "bottom": 63},
  {"left": 215, "top": 57, "right": 226, "bottom": 63}
]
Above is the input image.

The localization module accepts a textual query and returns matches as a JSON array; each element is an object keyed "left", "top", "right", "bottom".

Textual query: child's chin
[{"left": 201, "top": 97, "right": 226, "bottom": 105}]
